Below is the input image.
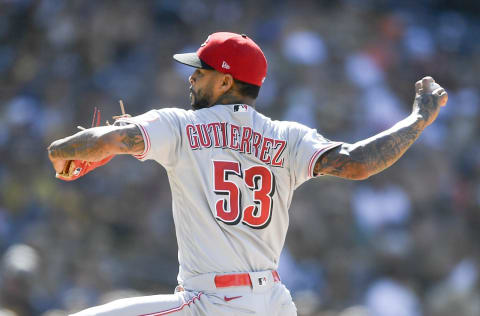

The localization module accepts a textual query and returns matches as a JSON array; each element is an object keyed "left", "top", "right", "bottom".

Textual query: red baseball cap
[{"left": 173, "top": 32, "right": 267, "bottom": 87}]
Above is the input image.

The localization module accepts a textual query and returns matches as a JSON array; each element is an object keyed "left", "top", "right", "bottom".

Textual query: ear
[{"left": 219, "top": 74, "right": 234, "bottom": 93}]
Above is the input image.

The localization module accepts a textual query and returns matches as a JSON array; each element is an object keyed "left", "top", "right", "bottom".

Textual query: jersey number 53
[{"left": 212, "top": 160, "right": 275, "bottom": 229}]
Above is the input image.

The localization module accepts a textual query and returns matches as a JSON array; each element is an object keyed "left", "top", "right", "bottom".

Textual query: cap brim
[{"left": 173, "top": 53, "right": 213, "bottom": 69}]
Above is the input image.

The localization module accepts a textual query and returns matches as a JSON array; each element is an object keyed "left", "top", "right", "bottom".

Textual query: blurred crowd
[{"left": 0, "top": 0, "right": 479, "bottom": 315}]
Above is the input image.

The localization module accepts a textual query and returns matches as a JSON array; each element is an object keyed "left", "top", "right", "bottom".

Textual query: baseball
[{"left": 429, "top": 81, "right": 448, "bottom": 106}]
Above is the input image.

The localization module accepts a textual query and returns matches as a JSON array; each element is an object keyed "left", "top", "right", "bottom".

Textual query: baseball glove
[{"left": 56, "top": 107, "right": 115, "bottom": 181}]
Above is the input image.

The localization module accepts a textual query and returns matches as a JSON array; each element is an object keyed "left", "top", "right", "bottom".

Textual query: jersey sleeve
[
  {"left": 114, "top": 108, "right": 185, "bottom": 167},
  {"left": 289, "top": 123, "right": 342, "bottom": 188}
]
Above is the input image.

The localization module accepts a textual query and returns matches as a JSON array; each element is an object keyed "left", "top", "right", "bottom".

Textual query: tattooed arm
[
  {"left": 47, "top": 124, "right": 144, "bottom": 174},
  {"left": 314, "top": 76, "right": 448, "bottom": 180}
]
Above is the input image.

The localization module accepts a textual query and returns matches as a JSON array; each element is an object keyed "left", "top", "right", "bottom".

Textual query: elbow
[
  {"left": 353, "top": 173, "right": 371, "bottom": 181},
  {"left": 344, "top": 145, "right": 372, "bottom": 180},
  {"left": 47, "top": 140, "right": 62, "bottom": 160},
  {"left": 47, "top": 143, "right": 54, "bottom": 158}
]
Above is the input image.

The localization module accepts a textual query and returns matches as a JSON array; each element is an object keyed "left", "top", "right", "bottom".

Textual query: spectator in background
[{"left": 0, "top": 1, "right": 479, "bottom": 315}]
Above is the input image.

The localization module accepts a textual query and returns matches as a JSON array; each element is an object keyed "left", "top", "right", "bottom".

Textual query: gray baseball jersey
[{"left": 117, "top": 103, "right": 341, "bottom": 283}]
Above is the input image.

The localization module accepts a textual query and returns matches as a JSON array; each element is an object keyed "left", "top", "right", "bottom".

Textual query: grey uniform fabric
[
  {"left": 71, "top": 103, "right": 343, "bottom": 316},
  {"left": 118, "top": 104, "right": 342, "bottom": 283}
]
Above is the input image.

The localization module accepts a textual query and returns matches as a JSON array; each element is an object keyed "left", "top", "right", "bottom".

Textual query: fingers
[
  {"left": 416, "top": 76, "right": 435, "bottom": 94},
  {"left": 57, "top": 160, "right": 74, "bottom": 178},
  {"left": 119, "top": 100, "right": 126, "bottom": 116},
  {"left": 91, "top": 107, "right": 99, "bottom": 128},
  {"left": 434, "top": 88, "right": 448, "bottom": 107},
  {"left": 421, "top": 76, "right": 434, "bottom": 92},
  {"left": 416, "top": 76, "right": 445, "bottom": 95},
  {"left": 415, "top": 80, "right": 422, "bottom": 94},
  {"left": 51, "top": 158, "right": 68, "bottom": 175},
  {"left": 415, "top": 76, "right": 448, "bottom": 107}
]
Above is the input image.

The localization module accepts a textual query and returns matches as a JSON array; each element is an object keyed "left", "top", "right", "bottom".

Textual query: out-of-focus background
[{"left": 0, "top": 0, "right": 479, "bottom": 315}]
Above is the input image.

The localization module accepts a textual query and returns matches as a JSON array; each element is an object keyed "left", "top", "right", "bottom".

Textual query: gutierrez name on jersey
[{"left": 185, "top": 122, "right": 287, "bottom": 167}]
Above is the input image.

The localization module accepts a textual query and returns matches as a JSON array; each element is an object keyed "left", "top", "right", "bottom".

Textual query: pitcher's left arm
[{"left": 314, "top": 76, "right": 448, "bottom": 180}]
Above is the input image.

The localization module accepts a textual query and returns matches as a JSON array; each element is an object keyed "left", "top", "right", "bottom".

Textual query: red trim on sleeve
[
  {"left": 133, "top": 123, "right": 151, "bottom": 160},
  {"left": 308, "top": 142, "right": 342, "bottom": 178}
]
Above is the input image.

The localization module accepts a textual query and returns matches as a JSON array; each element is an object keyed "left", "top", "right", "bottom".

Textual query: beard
[{"left": 190, "top": 87, "right": 212, "bottom": 110}]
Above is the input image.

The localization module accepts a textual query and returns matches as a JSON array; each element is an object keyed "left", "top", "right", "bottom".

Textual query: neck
[{"left": 213, "top": 93, "right": 254, "bottom": 107}]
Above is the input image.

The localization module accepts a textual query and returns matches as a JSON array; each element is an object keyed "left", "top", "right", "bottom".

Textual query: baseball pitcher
[{"left": 47, "top": 32, "right": 448, "bottom": 316}]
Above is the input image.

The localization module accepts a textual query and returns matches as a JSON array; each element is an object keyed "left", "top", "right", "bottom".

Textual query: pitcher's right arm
[{"left": 47, "top": 124, "right": 144, "bottom": 174}]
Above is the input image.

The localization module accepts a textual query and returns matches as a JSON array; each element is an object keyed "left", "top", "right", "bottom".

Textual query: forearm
[
  {"left": 315, "top": 76, "right": 447, "bottom": 180},
  {"left": 348, "top": 112, "right": 426, "bottom": 177},
  {"left": 48, "top": 123, "right": 144, "bottom": 165},
  {"left": 316, "top": 113, "right": 426, "bottom": 179},
  {"left": 48, "top": 126, "right": 118, "bottom": 162}
]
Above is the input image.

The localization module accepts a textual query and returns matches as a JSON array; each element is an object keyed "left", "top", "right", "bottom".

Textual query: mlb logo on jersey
[
  {"left": 233, "top": 104, "right": 248, "bottom": 112},
  {"left": 258, "top": 277, "right": 268, "bottom": 286}
]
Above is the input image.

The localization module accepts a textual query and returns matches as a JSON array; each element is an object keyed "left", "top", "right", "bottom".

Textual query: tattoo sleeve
[
  {"left": 117, "top": 125, "right": 145, "bottom": 153},
  {"left": 48, "top": 124, "right": 144, "bottom": 161},
  {"left": 314, "top": 113, "right": 427, "bottom": 180}
]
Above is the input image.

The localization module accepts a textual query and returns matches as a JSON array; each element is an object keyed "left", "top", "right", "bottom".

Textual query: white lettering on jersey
[
  {"left": 196, "top": 124, "right": 212, "bottom": 148},
  {"left": 259, "top": 137, "right": 274, "bottom": 164},
  {"left": 186, "top": 124, "right": 200, "bottom": 150},
  {"left": 220, "top": 122, "right": 228, "bottom": 148},
  {"left": 208, "top": 122, "right": 222, "bottom": 148},
  {"left": 213, "top": 160, "right": 275, "bottom": 229},
  {"left": 185, "top": 122, "right": 286, "bottom": 167},
  {"left": 229, "top": 124, "right": 241, "bottom": 151},
  {"left": 271, "top": 140, "right": 286, "bottom": 167},
  {"left": 240, "top": 127, "right": 253, "bottom": 154},
  {"left": 252, "top": 131, "right": 262, "bottom": 158}
]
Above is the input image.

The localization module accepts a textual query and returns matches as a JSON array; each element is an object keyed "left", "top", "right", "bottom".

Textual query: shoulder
[
  {"left": 141, "top": 107, "right": 194, "bottom": 123},
  {"left": 270, "top": 117, "right": 315, "bottom": 138},
  {"left": 153, "top": 107, "right": 191, "bottom": 117},
  {"left": 249, "top": 109, "right": 317, "bottom": 139}
]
